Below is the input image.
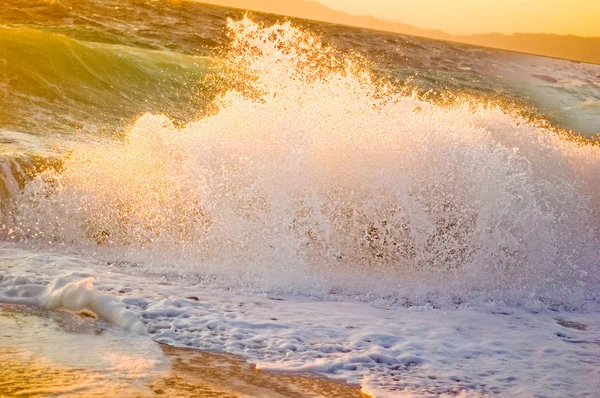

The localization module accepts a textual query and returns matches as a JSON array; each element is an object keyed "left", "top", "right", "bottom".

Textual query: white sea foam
[
  {"left": 6, "top": 18, "right": 599, "bottom": 306},
  {"left": 1, "top": 243, "right": 599, "bottom": 397},
  {"left": 0, "top": 274, "right": 146, "bottom": 333}
]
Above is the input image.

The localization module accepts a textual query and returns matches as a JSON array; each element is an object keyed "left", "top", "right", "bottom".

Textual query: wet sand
[{"left": 0, "top": 304, "right": 368, "bottom": 397}]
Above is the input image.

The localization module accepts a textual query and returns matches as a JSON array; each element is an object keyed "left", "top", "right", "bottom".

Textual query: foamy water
[
  {"left": 6, "top": 18, "right": 600, "bottom": 306},
  {"left": 1, "top": 8, "right": 600, "bottom": 397},
  {"left": 1, "top": 242, "right": 599, "bottom": 397}
]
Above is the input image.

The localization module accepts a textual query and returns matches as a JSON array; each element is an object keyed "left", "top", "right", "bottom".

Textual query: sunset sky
[{"left": 317, "top": 0, "right": 600, "bottom": 36}]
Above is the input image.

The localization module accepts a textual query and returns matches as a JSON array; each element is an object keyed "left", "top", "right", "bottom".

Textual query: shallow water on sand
[{"left": 0, "top": 304, "right": 366, "bottom": 397}]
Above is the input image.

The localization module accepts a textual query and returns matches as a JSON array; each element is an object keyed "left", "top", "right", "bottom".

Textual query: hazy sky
[{"left": 317, "top": 0, "right": 600, "bottom": 36}]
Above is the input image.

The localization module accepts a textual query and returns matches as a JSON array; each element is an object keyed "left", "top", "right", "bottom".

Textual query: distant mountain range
[{"left": 199, "top": 0, "right": 600, "bottom": 65}]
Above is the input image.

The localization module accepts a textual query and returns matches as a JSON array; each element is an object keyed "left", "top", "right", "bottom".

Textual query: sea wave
[
  {"left": 4, "top": 18, "right": 600, "bottom": 306},
  {"left": 0, "top": 26, "right": 214, "bottom": 135}
]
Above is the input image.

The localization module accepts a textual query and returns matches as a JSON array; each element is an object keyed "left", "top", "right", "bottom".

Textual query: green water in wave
[{"left": 0, "top": 26, "right": 214, "bottom": 138}]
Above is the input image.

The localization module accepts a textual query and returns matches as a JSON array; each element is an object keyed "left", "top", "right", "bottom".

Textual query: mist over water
[{"left": 6, "top": 18, "right": 599, "bottom": 306}]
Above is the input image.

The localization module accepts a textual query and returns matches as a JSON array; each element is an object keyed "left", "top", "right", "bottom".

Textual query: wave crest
[{"left": 10, "top": 18, "right": 600, "bottom": 305}]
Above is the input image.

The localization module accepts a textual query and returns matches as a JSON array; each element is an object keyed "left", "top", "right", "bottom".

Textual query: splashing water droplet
[{"left": 9, "top": 18, "right": 600, "bottom": 306}]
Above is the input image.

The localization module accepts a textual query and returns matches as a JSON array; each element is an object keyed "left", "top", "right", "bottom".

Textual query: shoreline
[{"left": 0, "top": 304, "right": 368, "bottom": 397}]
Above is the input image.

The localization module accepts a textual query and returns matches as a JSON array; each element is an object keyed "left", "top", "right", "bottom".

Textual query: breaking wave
[{"left": 6, "top": 18, "right": 600, "bottom": 305}]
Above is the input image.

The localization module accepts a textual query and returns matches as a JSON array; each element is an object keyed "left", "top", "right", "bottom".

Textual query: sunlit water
[
  {"left": 0, "top": 304, "right": 364, "bottom": 397},
  {"left": 1, "top": 0, "right": 599, "bottom": 396}
]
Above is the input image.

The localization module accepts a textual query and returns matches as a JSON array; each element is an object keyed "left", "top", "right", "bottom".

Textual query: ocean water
[{"left": 1, "top": 0, "right": 600, "bottom": 396}]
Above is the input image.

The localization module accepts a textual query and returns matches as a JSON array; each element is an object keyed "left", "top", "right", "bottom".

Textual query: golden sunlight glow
[
  {"left": 318, "top": 0, "right": 600, "bottom": 36},
  {"left": 200, "top": 0, "right": 600, "bottom": 63}
]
